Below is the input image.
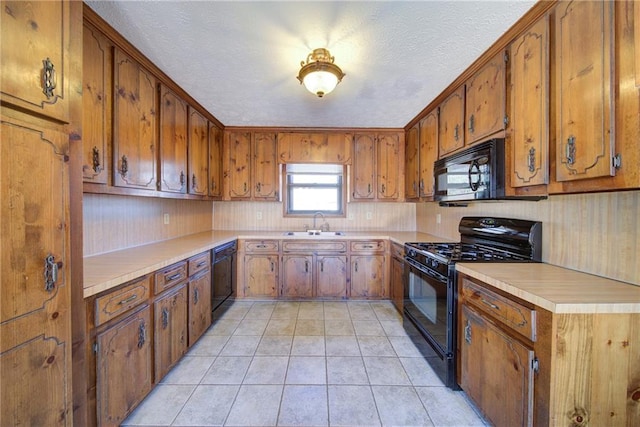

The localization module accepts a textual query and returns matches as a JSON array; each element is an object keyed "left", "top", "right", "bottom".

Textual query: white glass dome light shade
[{"left": 297, "top": 48, "right": 345, "bottom": 98}]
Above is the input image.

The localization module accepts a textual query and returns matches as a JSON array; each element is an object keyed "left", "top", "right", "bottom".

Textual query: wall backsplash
[
  {"left": 213, "top": 201, "right": 416, "bottom": 232},
  {"left": 83, "top": 194, "right": 214, "bottom": 256},
  {"left": 416, "top": 190, "right": 640, "bottom": 286}
]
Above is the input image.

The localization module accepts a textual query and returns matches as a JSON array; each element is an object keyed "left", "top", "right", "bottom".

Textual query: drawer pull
[
  {"left": 167, "top": 273, "right": 183, "bottom": 281},
  {"left": 481, "top": 299, "right": 500, "bottom": 310},
  {"left": 256, "top": 244, "right": 267, "bottom": 249},
  {"left": 118, "top": 294, "right": 138, "bottom": 305},
  {"left": 363, "top": 245, "right": 374, "bottom": 249},
  {"left": 196, "top": 261, "right": 207, "bottom": 268}
]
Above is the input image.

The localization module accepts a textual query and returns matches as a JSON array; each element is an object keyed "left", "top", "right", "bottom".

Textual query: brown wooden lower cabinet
[
  {"left": 390, "top": 242, "right": 405, "bottom": 312},
  {"left": 350, "top": 254, "right": 386, "bottom": 298},
  {"left": 316, "top": 255, "right": 348, "bottom": 298},
  {"left": 188, "top": 269, "right": 212, "bottom": 345},
  {"left": 458, "top": 273, "right": 640, "bottom": 427},
  {"left": 153, "top": 284, "right": 188, "bottom": 382}
]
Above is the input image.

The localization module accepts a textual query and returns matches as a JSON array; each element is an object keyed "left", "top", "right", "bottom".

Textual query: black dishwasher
[{"left": 212, "top": 240, "right": 236, "bottom": 312}]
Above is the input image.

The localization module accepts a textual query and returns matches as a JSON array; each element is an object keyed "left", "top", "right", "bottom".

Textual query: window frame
[{"left": 283, "top": 164, "right": 346, "bottom": 217}]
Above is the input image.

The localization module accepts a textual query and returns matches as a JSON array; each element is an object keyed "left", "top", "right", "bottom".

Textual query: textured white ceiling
[{"left": 85, "top": 1, "right": 535, "bottom": 128}]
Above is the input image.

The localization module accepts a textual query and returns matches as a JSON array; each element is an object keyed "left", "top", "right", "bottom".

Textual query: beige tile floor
[{"left": 122, "top": 300, "right": 487, "bottom": 427}]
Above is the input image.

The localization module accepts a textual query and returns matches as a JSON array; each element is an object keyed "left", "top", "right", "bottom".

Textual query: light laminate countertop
[
  {"left": 83, "top": 230, "right": 447, "bottom": 298},
  {"left": 456, "top": 262, "right": 640, "bottom": 314}
]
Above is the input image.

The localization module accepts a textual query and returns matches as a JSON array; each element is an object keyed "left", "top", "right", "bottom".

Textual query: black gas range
[{"left": 403, "top": 217, "right": 542, "bottom": 389}]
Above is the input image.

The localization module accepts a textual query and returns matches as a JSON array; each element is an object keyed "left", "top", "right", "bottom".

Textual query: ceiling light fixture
[{"left": 297, "top": 48, "right": 345, "bottom": 98}]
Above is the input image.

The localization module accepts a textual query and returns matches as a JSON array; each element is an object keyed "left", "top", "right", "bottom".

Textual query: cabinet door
[
  {"left": 113, "top": 49, "right": 157, "bottom": 190},
  {"left": 1, "top": 0, "right": 70, "bottom": 122},
  {"left": 419, "top": 110, "right": 439, "bottom": 199},
  {"left": 187, "top": 108, "right": 209, "bottom": 195},
  {"left": 465, "top": 52, "right": 506, "bottom": 144},
  {"left": 350, "top": 255, "right": 386, "bottom": 298},
  {"left": 405, "top": 125, "right": 420, "bottom": 200},
  {"left": 282, "top": 255, "right": 314, "bottom": 298},
  {"left": 377, "top": 133, "right": 401, "bottom": 200},
  {"left": 438, "top": 86, "right": 465, "bottom": 157},
  {"left": 96, "top": 306, "right": 152, "bottom": 427},
  {"left": 188, "top": 271, "right": 212, "bottom": 345},
  {"left": 352, "top": 133, "right": 376, "bottom": 200},
  {"left": 316, "top": 255, "right": 348, "bottom": 298},
  {"left": 82, "top": 23, "right": 111, "bottom": 184},
  {"left": 253, "top": 132, "right": 278, "bottom": 200},
  {"left": 244, "top": 255, "right": 279, "bottom": 297},
  {"left": 159, "top": 85, "right": 188, "bottom": 193},
  {"left": 460, "top": 304, "right": 534, "bottom": 427},
  {"left": 555, "top": 0, "right": 615, "bottom": 182},
  {"left": 1, "top": 119, "right": 72, "bottom": 426},
  {"left": 226, "top": 131, "right": 252, "bottom": 199},
  {"left": 277, "top": 133, "right": 352, "bottom": 164},
  {"left": 208, "top": 122, "right": 223, "bottom": 198},
  {"left": 510, "top": 17, "right": 549, "bottom": 188},
  {"left": 390, "top": 255, "right": 404, "bottom": 313},
  {"left": 154, "top": 285, "right": 188, "bottom": 381}
]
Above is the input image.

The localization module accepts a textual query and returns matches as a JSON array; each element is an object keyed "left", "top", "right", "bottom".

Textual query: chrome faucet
[{"left": 312, "top": 212, "right": 326, "bottom": 231}]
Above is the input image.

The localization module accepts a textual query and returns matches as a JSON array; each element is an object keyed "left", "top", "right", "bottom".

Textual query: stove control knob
[
  {"left": 408, "top": 250, "right": 416, "bottom": 257},
  {"left": 430, "top": 259, "right": 438, "bottom": 268}
]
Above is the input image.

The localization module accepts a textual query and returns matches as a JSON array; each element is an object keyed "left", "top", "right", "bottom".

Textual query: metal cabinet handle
[
  {"left": 454, "top": 124, "right": 460, "bottom": 141},
  {"left": 256, "top": 182, "right": 262, "bottom": 193},
  {"left": 566, "top": 135, "right": 576, "bottom": 165},
  {"left": 196, "top": 261, "right": 207, "bottom": 268},
  {"left": 464, "top": 320, "right": 472, "bottom": 344},
  {"left": 42, "top": 57, "right": 57, "bottom": 99},
  {"left": 256, "top": 244, "right": 267, "bottom": 249},
  {"left": 118, "top": 294, "right": 138, "bottom": 305},
  {"left": 381, "top": 184, "right": 386, "bottom": 194},
  {"left": 320, "top": 261, "right": 324, "bottom": 272},
  {"left": 244, "top": 182, "right": 247, "bottom": 192},
  {"left": 119, "top": 155, "right": 129, "bottom": 177},
  {"left": 180, "top": 171, "right": 186, "bottom": 188},
  {"left": 468, "top": 114, "right": 475, "bottom": 134},
  {"left": 167, "top": 273, "right": 182, "bottom": 281},
  {"left": 194, "top": 288, "right": 199, "bottom": 304},
  {"left": 138, "top": 322, "right": 147, "bottom": 348},
  {"left": 270, "top": 261, "right": 275, "bottom": 272},
  {"left": 191, "top": 174, "right": 197, "bottom": 190},
  {"left": 527, "top": 147, "right": 536, "bottom": 173},
  {"left": 367, "top": 183, "right": 371, "bottom": 194},
  {"left": 354, "top": 262, "right": 358, "bottom": 272},
  {"left": 44, "top": 254, "right": 60, "bottom": 292},
  {"left": 413, "top": 182, "right": 417, "bottom": 192},
  {"left": 305, "top": 261, "right": 309, "bottom": 273},
  {"left": 211, "top": 179, "right": 216, "bottom": 191},
  {"left": 481, "top": 299, "right": 500, "bottom": 310},
  {"left": 92, "top": 146, "right": 102, "bottom": 173},
  {"left": 162, "top": 308, "right": 169, "bottom": 329}
]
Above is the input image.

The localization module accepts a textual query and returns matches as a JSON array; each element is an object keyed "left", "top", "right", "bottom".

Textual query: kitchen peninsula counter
[
  {"left": 456, "top": 262, "right": 640, "bottom": 314},
  {"left": 84, "top": 230, "right": 446, "bottom": 298}
]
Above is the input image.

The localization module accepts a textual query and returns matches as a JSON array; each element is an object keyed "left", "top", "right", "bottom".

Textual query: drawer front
[
  {"left": 461, "top": 277, "right": 536, "bottom": 341},
  {"left": 188, "top": 251, "right": 211, "bottom": 276},
  {"left": 95, "top": 276, "right": 151, "bottom": 326},
  {"left": 282, "top": 241, "right": 347, "bottom": 253},
  {"left": 155, "top": 262, "right": 188, "bottom": 295},
  {"left": 391, "top": 242, "right": 405, "bottom": 259},
  {"left": 244, "top": 240, "right": 280, "bottom": 252},
  {"left": 350, "top": 240, "right": 386, "bottom": 253}
]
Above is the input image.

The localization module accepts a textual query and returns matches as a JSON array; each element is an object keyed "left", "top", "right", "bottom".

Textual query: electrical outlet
[
  {"left": 163, "top": 213, "right": 170, "bottom": 225},
  {"left": 366, "top": 212, "right": 373, "bottom": 220},
  {"left": 436, "top": 213, "right": 441, "bottom": 224},
  {"left": 256, "top": 211, "right": 263, "bottom": 220}
]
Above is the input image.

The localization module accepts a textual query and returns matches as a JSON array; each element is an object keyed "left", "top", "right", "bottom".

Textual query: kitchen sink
[{"left": 283, "top": 231, "right": 346, "bottom": 236}]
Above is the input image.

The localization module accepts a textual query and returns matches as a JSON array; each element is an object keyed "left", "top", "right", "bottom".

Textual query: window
[{"left": 285, "top": 164, "right": 344, "bottom": 216}]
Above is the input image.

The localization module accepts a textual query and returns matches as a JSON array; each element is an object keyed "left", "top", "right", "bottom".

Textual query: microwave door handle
[{"left": 468, "top": 160, "right": 481, "bottom": 191}]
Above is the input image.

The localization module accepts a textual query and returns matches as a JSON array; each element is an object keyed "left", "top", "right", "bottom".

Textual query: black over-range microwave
[{"left": 434, "top": 138, "right": 545, "bottom": 203}]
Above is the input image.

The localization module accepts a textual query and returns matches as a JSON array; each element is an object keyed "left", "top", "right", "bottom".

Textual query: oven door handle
[
  {"left": 405, "top": 258, "right": 447, "bottom": 282},
  {"left": 468, "top": 160, "right": 481, "bottom": 191}
]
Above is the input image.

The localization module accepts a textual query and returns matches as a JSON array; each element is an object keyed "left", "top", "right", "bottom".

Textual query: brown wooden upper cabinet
[
  {"left": 159, "top": 84, "right": 188, "bottom": 193},
  {"left": 113, "top": 48, "right": 158, "bottom": 190},
  {"left": 187, "top": 107, "right": 209, "bottom": 195},
  {"left": 208, "top": 122, "right": 223, "bottom": 199},
  {"left": 224, "top": 131, "right": 279, "bottom": 200},
  {"left": 404, "top": 125, "right": 420, "bottom": 200},
  {"left": 464, "top": 51, "right": 507, "bottom": 145},
  {"left": 438, "top": 87, "right": 465, "bottom": 157},
  {"left": 352, "top": 132, "right": 402, "bottom": 201},
  {"left": 277, "top": 132, "right": 352, "bottom": 164},
  {"left": 82, "top": 21, "right": 111, "bottom": 184},
  {"left": 554, "top": 0, "right": 615, "bottom": 183},
  {"left": 509, "top": 17, "right": 549, "bottom": 188},
  {"left": 1, "top": 0, "right": 70, "bottom": 123},
  {"left": 405, "top": 110, "right": 438, "bottom": 201}
]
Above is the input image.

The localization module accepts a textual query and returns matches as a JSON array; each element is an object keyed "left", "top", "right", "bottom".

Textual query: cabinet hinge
[
  {"left": 532, "top": 357, "right": 539, "bottom": 373},
  {"left": 612, "top": 154, "right": 622, "bottom": 169},
  {"left": 93, "top": 342, "right": 98, "bottom": 354},
  {"left": 156, "top": 180, "right": 161, "bottom": 190},
  {"left": 503, "top": 115, "right": 510, "bottom": 128}
]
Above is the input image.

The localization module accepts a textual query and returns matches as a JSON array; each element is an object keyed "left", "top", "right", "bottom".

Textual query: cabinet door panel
[
  {"left": 97, "top": 307, "right": 152, "bottom": 427},
  {"left": 555, "top": 0, "right": 615, "bottom": 181},
  {"left": 282, "top": 255, "right": 314, "bottom": 298},
  {"left": 316, "top": 255, "right": 348, "bottom": 298},
  {"left": 460, "top": 305, "right": 534, "bottom": 427},
  {"left": 188, "top": 271, "right": 212, "bottom": 345},
  {"left": 253, "top": 133, "right": 278, "bottom": 199},
  {"left": 350, "top": 255, "right": 386, "bottom": 298},
  {"left": 154, "top": 285, "right": 188, "bottom": 381},
  {"left": 465, "top": 52, "right": 506, "bottom": 144},
  {"left": 208, "top": 123, "right": 223, "bottom": 198},
  {"left": 352, "top": 134, "right": 375, "bottom": 199},
  {"left": 82, "top": 23, "right": 111, "bottom": 184},
  {"left": 1, "top": 0, "right": 69, "bottom": 122},
  {"left": 226, "top": 132, "right": 252, "bottom": 199},
  {"left": 405, "top": 125, "right": 419, "bottom": 200},
  {"left": 419, "top": 111, "right": 438, "bottom": 199},
  {"left": 438, "top": 87, "right": 465, "bottom": 157},
  {"left": 159, "top": 85, "right": 188, "bottom": 193},
  {"left": 377, "top": 133, "right": 401, "bottom": 200},
  {"left": 113, "top": 49, "right": 157, "bottom": 190},
  {"left": 510, "top": 17, "right": 549, "bottom": 188},
  {"left": 244, "top": 255, "right": 278, "bottom": 297},
  {"left": 188, "top": 108, "right": 209, "bottom": 195}
]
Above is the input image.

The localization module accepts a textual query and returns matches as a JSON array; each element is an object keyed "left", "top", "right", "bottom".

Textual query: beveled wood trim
[
  {"left": 405, "top": 0, "right": 558, "bottom": 130},
  {"left": 83, "top": 4, "right": 224, "bottom": 129},
  {"left": 83, "top": 182, "right": 210, "bottom": 200}
]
